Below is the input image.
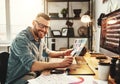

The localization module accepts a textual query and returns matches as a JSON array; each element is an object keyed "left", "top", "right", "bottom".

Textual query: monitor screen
[{"left": 100, "top": 8, "right": 120, "bottom": 55}]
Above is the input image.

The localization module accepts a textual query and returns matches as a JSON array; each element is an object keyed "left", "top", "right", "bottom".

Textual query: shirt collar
[
  {"left": 26, "top": 26, "right": 42, "bottom": 43},
  {"left": 26, "top": 26, "right": 36, "bottom": 41}
]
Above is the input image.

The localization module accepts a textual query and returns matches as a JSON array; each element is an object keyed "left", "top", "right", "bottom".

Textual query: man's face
[{"left": 33, "top": 17, "right": 50, "bottom": 38}]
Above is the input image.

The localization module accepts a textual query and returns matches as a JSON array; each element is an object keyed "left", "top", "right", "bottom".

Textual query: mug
[{"left": 98, "top": 62, "right": 110, "bottom": 81}]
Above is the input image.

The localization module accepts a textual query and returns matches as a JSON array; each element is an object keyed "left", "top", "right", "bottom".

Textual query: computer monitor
[{"left": 100, "top": 8, "right": 120, "bottom": 56}]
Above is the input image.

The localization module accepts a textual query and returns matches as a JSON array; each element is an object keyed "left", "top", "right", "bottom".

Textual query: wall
[{"left": 94, "top": 0, "right": 120, "bottom": 55}]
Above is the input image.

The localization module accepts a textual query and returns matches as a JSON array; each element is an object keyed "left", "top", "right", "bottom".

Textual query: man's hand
[
  {"left": 64, "top": 49, "right": 73, "bottom": 56},
  {"left": 59, "top": 56, "right": 73, "bottom": 68}
]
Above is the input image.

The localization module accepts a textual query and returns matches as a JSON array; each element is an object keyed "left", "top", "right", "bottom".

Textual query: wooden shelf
[
  {"left": 46, "top": 36, "right": 88, "bottom": 38},
  {"left": 47, "top": 0, "right": 90, "bottom": 2},
  {"left": 50, "top": 17, "right": 81, "bottom": 20}
]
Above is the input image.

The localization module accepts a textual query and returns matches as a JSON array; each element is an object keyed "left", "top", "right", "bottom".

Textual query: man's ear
[
  {"left": 32, "top": 20, "right": 36, "bottom": 26},
  {"left": 31, "top": 20, "right": 36, "bottom": 28}
]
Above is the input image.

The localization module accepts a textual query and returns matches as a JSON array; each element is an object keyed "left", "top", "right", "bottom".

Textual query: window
[
  {"left": 0, "top": 0, "right": 44, "bottom": 43},
  {"left": 10, "top": 0, "right": 44, "bottom": 40},
  {"left": 0, "top": 0, "right": 6, "bottom": 42}
]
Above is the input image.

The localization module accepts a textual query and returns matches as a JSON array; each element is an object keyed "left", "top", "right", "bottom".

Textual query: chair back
[{"left": 0, "top": 52, "right": 9, "bottom": 84}]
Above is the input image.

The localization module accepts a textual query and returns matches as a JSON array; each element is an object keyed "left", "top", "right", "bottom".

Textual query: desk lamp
[{"left": 81, "top": 15, "right": 92, "bottom": 51}]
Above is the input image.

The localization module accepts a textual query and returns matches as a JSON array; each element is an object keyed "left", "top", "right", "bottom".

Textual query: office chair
[{"left": 0, "top": 52, "right": 9, "bottom": 84}]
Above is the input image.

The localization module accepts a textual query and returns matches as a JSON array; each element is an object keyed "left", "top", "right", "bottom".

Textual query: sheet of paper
[{"left": 28, "top": 74, "right": 85, "bottom": 84}]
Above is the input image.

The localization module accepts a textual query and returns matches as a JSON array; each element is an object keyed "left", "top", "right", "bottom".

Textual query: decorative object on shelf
[
  {"left": 78, "top": 26, "right": 87, "bottom": 37},
  {"left": 66, "top": 20, "right": 73, "bottom": 27},
  {"left": 61, "top": 8, "right": 68, "bottom": 18},
  {"left": 51, "top": 39, "right": 56, "bottom": 50},
  {"left": 73, "top": 9, "right": 81, "bottom": 18},
  {"left": 61, "top": 27, "right": 74, "bottom": 37},
  {"left": 61, "top": 28, "right": 68, "bottom": 37},
  {"left": 49, "top": 13, "right": 59, "bottom": 18},
  {"left": 67, "top": 27, "right": 74, "bottom": 37},
  {"left": 51, "top": 30, "right": 61, "bottom": 37}
]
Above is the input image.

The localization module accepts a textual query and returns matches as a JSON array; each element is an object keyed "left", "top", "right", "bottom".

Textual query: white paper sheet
[{"left": 28, "top": 74, "right": 84, "bottom": 84}]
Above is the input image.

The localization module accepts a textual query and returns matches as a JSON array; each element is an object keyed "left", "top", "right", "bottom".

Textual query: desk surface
[
  {"left": 84, "top": 53, "right": 116, "bottom": 84},
  {"left": 68, "top": 56, "right": 95, "bottom": 75},
  {"left": 28, "top": 52, "right": 116, "bottom": 84},
  {"left": 50, "top": 52, "right": 116, "bottom": 84},
  {"left": 49, "top": 56, "right": 95, "bottom": 75}
]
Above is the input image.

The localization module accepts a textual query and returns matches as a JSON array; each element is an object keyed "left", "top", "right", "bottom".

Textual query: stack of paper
[{"left": 28, "top": 74, "right": 84, "bottom": 84}]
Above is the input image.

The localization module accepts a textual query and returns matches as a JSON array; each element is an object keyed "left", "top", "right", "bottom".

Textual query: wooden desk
[
  {"left": 83, "top": 53, "right": 116, "bottom": 84},
  {"left": 68, "top": 56, "right": 95, "bottom": 75},
  {"left": 49, "top": 53, "right": 116, "bottom": 84}
]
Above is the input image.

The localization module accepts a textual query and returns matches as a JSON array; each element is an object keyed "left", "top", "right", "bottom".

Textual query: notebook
[{"left": 70, "top": 38, "right": 87, "bottom": 56}]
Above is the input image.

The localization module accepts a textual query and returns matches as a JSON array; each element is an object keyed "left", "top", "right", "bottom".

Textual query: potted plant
[{"left": 61, "top": 8, "right": 68, "bottom": 18}]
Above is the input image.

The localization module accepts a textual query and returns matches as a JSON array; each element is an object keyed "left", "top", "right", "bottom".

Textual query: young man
[{"left": 5, "top": 13, "right": 73, "bottom": 84}]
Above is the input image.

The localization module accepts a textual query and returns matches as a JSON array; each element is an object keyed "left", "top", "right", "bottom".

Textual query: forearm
[
  {"left": 49, "top": 51, "right": 65, "bottom": 58},
  {"left": 48, "top": 49, "right": 72, "bottom": 57},
  {"left": 31, "top": 56, "right": 73, "bottom": 72},
  {"left": 30, "top": 61, "right": 61, "bottom": 71}
]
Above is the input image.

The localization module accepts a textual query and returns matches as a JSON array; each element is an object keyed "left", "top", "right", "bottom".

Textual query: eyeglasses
[{"left": 35, "top": 20, "right": 50, "bottom": 29}]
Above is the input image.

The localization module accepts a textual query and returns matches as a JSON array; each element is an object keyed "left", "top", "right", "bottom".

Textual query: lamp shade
[{"left": 81, "top": 15, "right": 91, "bottom": 23}]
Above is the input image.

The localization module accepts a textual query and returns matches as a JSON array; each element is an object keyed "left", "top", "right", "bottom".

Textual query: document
[
  {"left": 71, "top": 38, "right": 87, "bottom": 56},
  {"left": 28, "top": 73, "right": 84, "bottom": 84}
]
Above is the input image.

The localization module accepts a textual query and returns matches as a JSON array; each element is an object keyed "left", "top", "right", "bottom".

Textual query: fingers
[
  {"left": 63, "top": 56, "right": 73, "bottom": 66},
  {"left": 64, "top": 49, "right": 73, "bottom": 56}
]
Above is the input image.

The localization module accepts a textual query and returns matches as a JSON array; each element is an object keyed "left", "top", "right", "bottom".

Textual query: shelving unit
[{"left": 45, "top": 0, "right": 90, "bottom": 51}]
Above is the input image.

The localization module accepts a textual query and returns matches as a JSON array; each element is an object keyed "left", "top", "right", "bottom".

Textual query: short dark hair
[{"left": 36, "top": 13, "right": 50, "bottom": 20}]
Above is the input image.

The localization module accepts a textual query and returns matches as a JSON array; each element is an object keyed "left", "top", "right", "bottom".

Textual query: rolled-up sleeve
[
  {"left": 11, "top": 36, "right": 35, "bottom": 71},
  {"left": 6, "top": 36, "right": 36, "bottom": 83},
  {"left": 6, "top": 27, "right": 43, "bottom": 84}
]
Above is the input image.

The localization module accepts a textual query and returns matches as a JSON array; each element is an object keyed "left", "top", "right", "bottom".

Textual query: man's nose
[
  {"left": 41, "top": 27, "right": 48, "bottom": 33},
  {"left": 42, "top": 27, "right": 47, "bottom": 32}
]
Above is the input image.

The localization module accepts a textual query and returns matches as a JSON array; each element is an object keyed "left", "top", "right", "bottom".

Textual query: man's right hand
[{"left": 59, "top": 56, "right": 73, "bottom": 68}]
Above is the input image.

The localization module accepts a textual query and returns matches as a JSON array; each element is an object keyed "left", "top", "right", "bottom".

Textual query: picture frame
[
  {"left": 51, "top": 30, "right": 61, "bottom": 37},
  {"left": 61, "top": 28, "right": 68, "bottom": 37}
]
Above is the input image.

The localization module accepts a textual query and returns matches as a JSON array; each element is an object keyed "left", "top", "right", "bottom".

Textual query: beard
[{"left": 33, "top": 25, "right": 47, "bottom": 38}]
